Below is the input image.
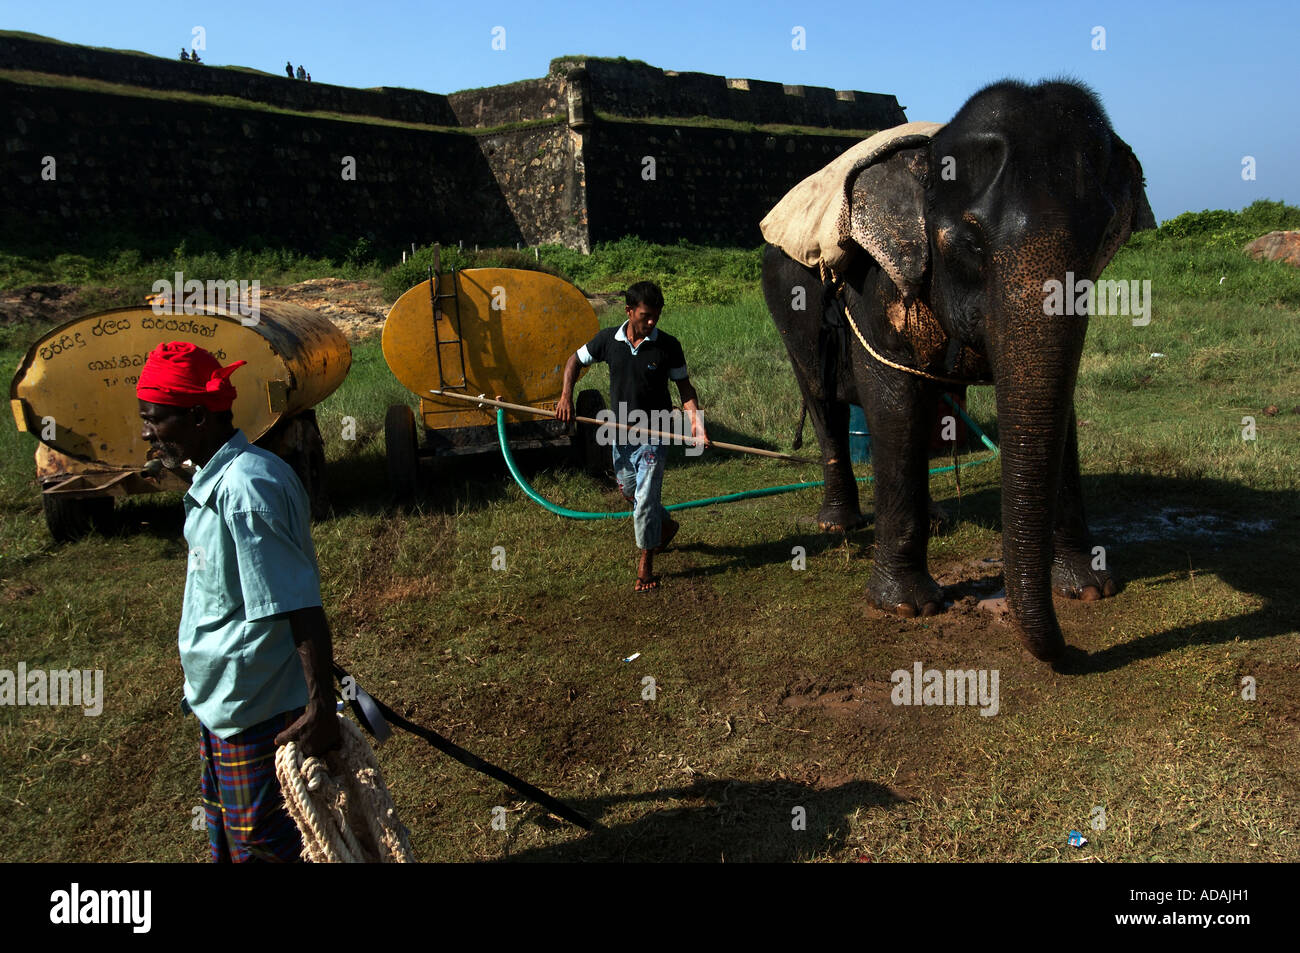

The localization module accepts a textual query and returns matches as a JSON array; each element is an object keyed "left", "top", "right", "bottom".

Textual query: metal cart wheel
[
  {"left": 572, "top": 388, "right": 609, "bottom": 477},
  {"left": 294, "top": 411, "right": 330, "bottom": 520},
  {"left": 42, "top": 493, "right": 114, "bottom": 543}
]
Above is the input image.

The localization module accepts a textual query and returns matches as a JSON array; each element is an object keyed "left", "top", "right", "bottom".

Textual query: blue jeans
[{"left": 613, "top": 442, "right": 669, "bottom": 550}]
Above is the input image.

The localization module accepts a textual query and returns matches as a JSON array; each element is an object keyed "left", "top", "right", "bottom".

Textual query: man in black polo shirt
[{"left": 557, "top": 282, "right": 708, "bottom": 591}]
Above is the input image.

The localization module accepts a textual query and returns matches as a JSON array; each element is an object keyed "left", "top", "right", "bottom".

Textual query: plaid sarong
[{"left": 199, "top": 708, "right": 305, "bottom": 863}]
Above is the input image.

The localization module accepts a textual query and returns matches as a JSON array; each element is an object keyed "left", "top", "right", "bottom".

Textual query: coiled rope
[{"left": 275, "top": 714, "right": 417, "bottom": 863}]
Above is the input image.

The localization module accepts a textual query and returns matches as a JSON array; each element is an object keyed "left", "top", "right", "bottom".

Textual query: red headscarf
[{"left": 136, "top": 341, "right": 247, "bottom": 411}]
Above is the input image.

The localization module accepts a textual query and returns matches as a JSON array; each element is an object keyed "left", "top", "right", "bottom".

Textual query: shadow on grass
[
  {"left": 658, "top": 471, "right": 1297, "bottom": 674},
  {"left": 499, "top": 777, "right": 903, "bottom": 863},
  {"left": 1047, "top": 478, "right": 1297, "bottom": 674},
  {"left": 35, "top": 459, "right": 1299, "bottom": 683},
  {"left": 943, "top": 473, "right": 1296, "bottom": 674}
]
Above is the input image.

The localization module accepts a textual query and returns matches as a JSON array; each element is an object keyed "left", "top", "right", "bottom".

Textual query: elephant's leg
[
  {"left": 762, "top": 247, "right": 862, "bottom": 531},
  {"left": 861, "top": 367, "right": 944, "bottom": 616},
  {"left": 1051, "top": 413, "right": 1118, "bottom": 600},
  {"left": 925, "top": 393, "right": 964, "bottom": 537},
  {"left": 799, "top": 386, "right": 862, "bottom": 533}
]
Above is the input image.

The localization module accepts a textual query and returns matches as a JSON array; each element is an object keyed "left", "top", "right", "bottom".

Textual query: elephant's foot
[
  {"left": 817, "top": 460, "right": 863, "bottom": 532},
  {"left": 867, "top": 567, "right": 944, "bottom": 617},
  {"left": 1051, "top": 550, "right": 1119, "bottom": 601},
  {"left": 817, "top": 504, "right": 865, "bottom": 533}
]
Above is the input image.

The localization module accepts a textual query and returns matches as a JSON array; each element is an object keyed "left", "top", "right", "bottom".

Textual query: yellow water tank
[
  {"left": 383, "top": 267, "right": 597, "bottom": 430},
  {"left": 11, "top": 300, "right": 351, "bottom": 468}
]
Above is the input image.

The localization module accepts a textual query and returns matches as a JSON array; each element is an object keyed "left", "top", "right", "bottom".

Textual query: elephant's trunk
[{"left": 986, "top": 256, "right": 1088, "bottom": 661}]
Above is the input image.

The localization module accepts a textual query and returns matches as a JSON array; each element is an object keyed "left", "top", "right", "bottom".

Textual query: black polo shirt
[{"left": 578, "top": 323, "right": 688, "bottom": 414}]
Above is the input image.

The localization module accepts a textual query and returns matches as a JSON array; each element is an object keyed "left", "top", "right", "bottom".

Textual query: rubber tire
[
  {"left": 43, "top": 494, "right": 113, "bottom": 543},
  {"left": 385, "top": 404, "right": 420, "bottom": 502},
  {"left": 294, "top": 413, "right": 330, "bottom": 520},
  {"left": 572, "top": 388, "right": 608, "bottom": 476}
]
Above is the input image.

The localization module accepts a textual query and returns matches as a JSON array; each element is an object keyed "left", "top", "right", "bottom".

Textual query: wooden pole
[{"left": 429, "top": 389, "right": 816, "bottom": 464}]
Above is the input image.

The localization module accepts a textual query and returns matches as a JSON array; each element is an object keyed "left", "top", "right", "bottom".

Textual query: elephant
[{"left": 761, "top": 80, "right": 1155, "bottom": 662}]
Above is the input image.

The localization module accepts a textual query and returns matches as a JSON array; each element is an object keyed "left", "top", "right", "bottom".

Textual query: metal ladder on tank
[{"left": 428, "top": 244, "right": 468, "bottom": 391}]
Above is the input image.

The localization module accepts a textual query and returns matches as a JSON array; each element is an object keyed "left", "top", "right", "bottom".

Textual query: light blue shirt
[{"left": 178, "top": 430, "right": 320, "bottom": 738}]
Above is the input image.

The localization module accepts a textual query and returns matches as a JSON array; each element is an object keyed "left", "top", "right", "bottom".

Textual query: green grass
[
  {"left": 383, "top": 238, "right": 764, "bottom": 304},
  {"left": 593, "top": 110, "right": 878, "bottom": 139},
  {"left": 2, "top": 207, "right": 1297, "bottom": 862},
  {"left": 0, "top": 68, "right": 567, "bottom": 138},
  {"left": 0, "top": 29, "right": 159, "bottom": 58},
  {"left": 2, "top": 231, "right": 763, "bottom": 311},
  {"left": 1, "top": 241, "right": 383, "bottom": 290},
  {"left": 1109, "top": 202, "right": 1300, "bottom": 310}
]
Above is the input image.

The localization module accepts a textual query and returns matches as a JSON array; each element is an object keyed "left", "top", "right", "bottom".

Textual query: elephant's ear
[
  {"left": 1095, "top": 134, "right": 1155, "bottom": 273},
  {"left": 847, "top": 147, "right": 929, "bottom": 302}
]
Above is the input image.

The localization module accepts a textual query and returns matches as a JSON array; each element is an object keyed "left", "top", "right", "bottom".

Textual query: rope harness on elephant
[
  {"left": 819, "top": 261, "right": 991, "bottom": 389},
  {"left": 275, "top": 713, "right": 418, "bottom": 863}
]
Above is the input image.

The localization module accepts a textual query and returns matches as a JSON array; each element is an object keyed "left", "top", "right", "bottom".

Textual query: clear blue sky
[{"left": 6, "top": 0, "right": 1296, "bottom": 222}]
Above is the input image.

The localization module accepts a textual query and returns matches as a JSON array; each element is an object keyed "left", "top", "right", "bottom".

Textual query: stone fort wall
[{"left": 0, "top": 33, "right": 908, "bottom": 253}]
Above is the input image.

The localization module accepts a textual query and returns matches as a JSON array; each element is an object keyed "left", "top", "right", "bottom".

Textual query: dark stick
[{"left": 333, "top": 663, "right": 596, "bottom": 831}]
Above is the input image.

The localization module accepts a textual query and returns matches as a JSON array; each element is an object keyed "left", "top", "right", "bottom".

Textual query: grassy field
[{"left": 1, "top": 211, "right": 1297, "bottom": 862}]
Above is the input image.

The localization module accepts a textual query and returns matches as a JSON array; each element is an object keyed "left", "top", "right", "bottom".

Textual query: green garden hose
[{"left": 497, "top": 395, "right": 999, "bottom": 520}]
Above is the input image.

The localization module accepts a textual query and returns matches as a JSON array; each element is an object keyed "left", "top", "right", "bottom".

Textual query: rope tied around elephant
[{"left": 819, "top": 260, "right": 991, "bottom": 389}]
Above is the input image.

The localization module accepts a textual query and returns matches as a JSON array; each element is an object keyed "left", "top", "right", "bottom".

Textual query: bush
[
  {"left": 381, "top": 243, "right": 573, "bottom": 300},
  {"left": 1158, "top": 209, "right": 1239, "bottom": 239},
  {"left": 50, "top": 253, "right": 94, "bottom": 283},
  {"left": 1156, "top": 200, "right": 1300, "bottom": 246}
]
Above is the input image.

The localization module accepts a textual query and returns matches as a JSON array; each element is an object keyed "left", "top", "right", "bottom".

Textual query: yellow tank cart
[
  {"left": 10, "top": 300, "right": 351, "bottom": 540},
  {"left": 381, "top": 259, "right": 603, "bottom": 498}
]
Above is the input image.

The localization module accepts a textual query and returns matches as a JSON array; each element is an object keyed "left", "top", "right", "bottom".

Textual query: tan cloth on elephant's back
[{"left": 760, "top": 121, "right": 944, "bottom": 273}]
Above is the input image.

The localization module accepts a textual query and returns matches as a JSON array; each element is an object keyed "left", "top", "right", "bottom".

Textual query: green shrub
[
  {"left": 7, "top": 201, "right": 1297, "bottom": 309},
  {"left": 50, "top": 253, "right": 94, "bottom": 283},
  {"left": 1156, "top": 200, "right": 1300, "bottom": 246}
]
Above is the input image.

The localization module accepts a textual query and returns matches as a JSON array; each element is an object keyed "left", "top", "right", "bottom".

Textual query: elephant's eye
[{"left": 949, "top": 227, "right": 985, "bottom": 278}]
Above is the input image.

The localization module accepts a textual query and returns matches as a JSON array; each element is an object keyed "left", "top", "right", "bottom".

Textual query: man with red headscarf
[{"left": 138, "top": 341, "right": 339, "bottom": 862}]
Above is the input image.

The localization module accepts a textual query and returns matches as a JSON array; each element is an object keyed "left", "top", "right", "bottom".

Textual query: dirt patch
[
  {"left": 0, "top": 278, "right": 391, "bottom": 340},
  {"left": 1, "top": 580, "right": 39, "bottom": 603},
  {"left": 375, "top": 576, "right": 438, "bottom": 605},
  {"left": 258, "top": 278, "right": 390, "bottom": 338},
  {"left": 0, "top": 284, "right": 139, "bottom": 327},
  {"left": 1243, "top": 659, "right": 1300, "bottom": 729},
  {"left": 2, "top": 278, "right": 609, "bottom": 344},
  {"left": 778, "top": 677, "right": 895, "bottom": 720}
]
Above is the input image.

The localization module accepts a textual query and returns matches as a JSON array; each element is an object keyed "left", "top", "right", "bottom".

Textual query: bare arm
[
  {"left": 676, "top": 378, "right": 709, "bottom": 446},
  {"left": 556, "top": 352, "right": 581, "bottom": 423},
  {"left": 274, "top": 605, "right": 341, "bottom": 756}
]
